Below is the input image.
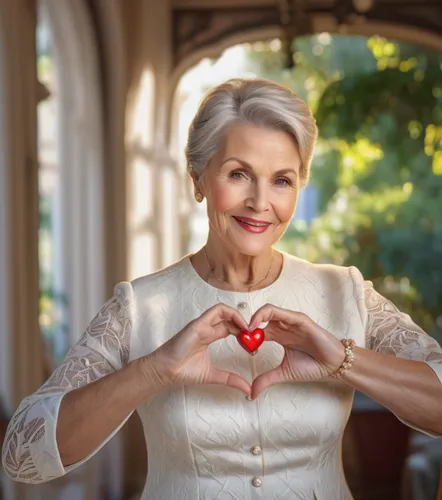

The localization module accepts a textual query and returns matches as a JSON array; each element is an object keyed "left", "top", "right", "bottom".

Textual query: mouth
[{"left": 232, "top": 216, "right": 271, "bottom": 233}]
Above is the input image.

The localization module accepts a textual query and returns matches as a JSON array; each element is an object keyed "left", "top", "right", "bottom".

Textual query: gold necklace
[{"left": 203, "top": 246, "right": 274, "bottom": 291}]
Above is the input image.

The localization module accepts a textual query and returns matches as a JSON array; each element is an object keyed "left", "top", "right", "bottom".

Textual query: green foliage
[{"left": 244, "top": 35, "right": 442, "bottom": 343}]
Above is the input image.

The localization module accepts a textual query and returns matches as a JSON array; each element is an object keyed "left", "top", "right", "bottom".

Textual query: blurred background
[{"left": 1, "top": 0, "right": 442, "bottom": 499}]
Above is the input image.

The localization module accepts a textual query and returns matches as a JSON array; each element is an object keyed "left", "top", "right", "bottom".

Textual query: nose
[{"left": 246, "top": 180, "right": 270, "bottom": 213}]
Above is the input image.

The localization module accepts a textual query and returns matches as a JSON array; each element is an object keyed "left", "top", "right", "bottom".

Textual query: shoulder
[
  {"left": 107, "top": 257, "right": 190, "bottom": 326},
  {"left": 281, "top": 252, "right": 367, "bottom": 313},
  {"left": 282, "top": 251, "right": 364, "bottom": 288},
  {"left": 279, "top": 252, "right": 368, "bottom": 330},
  {"left": 285, "top": 254, "right": 371, "bottom": 324},
  {"left": 128, "top": 255, "right": 190, "bottom": 303}
]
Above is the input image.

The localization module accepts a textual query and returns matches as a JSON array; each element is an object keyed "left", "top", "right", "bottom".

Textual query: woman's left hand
[{"left": 247, "top": 304, "right": 346, "bottom": 399}]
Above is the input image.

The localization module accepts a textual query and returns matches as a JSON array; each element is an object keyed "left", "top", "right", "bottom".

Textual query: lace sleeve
[
  {"left": 1, "top": 281, "right": 135, "bottom": 484},
  {"left": 364, "top": 282, "right": 442, "bottom": 376},
  {"left": 364, "top": 281, "right": 442, "bottom": 436}
]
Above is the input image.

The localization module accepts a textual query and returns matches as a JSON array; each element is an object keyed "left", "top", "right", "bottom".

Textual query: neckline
[{"left": 183, "top": 249, "right": 288, "bottom": 297}]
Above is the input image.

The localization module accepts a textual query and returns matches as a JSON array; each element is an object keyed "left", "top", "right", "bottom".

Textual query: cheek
[
  {"left": 207, "top": 180, "right": 299, "bottom": 222},
  {"left": 275, "top": 191, "right": 298, "bottom": 223},
  {"left": 209, "top": 183, "right": 238, "bottom": 212}
]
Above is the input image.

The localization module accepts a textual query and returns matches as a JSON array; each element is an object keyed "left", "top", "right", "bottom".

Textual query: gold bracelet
[{"left": 331, "top": 338, "right": 356, "bottom": 379}]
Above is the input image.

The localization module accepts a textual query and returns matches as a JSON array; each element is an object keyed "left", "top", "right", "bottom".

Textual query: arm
[
  {"left": 343, "top": 268, "right": 442, "bottom": 436},
  {"left": 1, "top": 282, "right": 154, "bottom": 483},
  {"left": 56, "top": 356, "right": 158, "bottom": 468}
]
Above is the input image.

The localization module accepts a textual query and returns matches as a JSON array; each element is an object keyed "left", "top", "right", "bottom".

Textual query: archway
[
  {"left": 170, "top": 25, "right": 442, "bottom": 499},
  {"left": 38, "top": 0, "right": 106, "bottom": 356}
]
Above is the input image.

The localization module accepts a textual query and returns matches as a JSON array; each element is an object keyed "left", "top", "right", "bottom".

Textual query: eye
[
  {"left": 230, "top": 171, "right": 247, "bottom": 180},
  {"left": 274, "top": 178, "right": 292, "bottom": 187}
]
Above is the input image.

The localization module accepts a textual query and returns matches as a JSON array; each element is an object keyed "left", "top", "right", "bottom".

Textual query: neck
[{"left": 203, "top": 238, "right": 275, "bottom": 290}]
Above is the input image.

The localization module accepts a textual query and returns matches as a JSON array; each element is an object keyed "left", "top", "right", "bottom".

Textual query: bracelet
[{"left": 331, "top": 338, "right": 356, "bottom": 379}]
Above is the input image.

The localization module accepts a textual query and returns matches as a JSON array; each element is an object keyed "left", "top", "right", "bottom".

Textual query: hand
[
  {"left": 144, "top": 304, "right": 252, "bottom": 396},
  {"left": 248, "top": 304, "right": 346, "bottom": 399}
]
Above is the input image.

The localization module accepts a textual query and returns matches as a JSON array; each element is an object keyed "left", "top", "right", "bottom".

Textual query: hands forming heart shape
[
  {"left": 148, "top": 303, "right": 345, "bottom": 402},
  {"left": 236, "top": 304, "right": 346, "bottom": 399}
]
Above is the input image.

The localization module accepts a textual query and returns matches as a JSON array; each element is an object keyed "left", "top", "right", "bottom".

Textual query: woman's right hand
[{"left": 141, "top": 303, "right": 251, "bottom": 396}]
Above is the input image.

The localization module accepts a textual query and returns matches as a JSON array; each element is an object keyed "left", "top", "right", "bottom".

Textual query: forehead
[{"left": 219, "top": 123, "right": 301, "bottom": 168}]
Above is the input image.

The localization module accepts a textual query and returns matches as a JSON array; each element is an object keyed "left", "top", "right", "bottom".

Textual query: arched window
[
  {"left": 34, "top": 2, "right": 123, "bottom": 498},
  {"left": 36, "top": 0, "right": 106, "bottom": 368}
]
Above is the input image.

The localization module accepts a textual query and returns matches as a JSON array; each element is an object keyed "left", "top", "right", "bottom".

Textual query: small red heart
[{"left": 237, "top": 328, "right": 265, "bottom": 355}]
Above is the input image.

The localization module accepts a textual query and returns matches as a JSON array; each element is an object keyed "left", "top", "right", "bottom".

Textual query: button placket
[
  {"left": 247, "top": 354, "right": 265, "bottom": 491},
  {"left": 239, "top": 300, "right": 253, "bottom": 400},
  {"left": 234, "top": 298, "right": 264, "bottom": 491},
  {"left": 252, "top": 476, "right": 263, "bottom": 487},
  {"left": 236, "top": 300, "right": 251, "bottom": 325},
  {"left": 251, "top": 445, "right": 262, "bottom": 456}
]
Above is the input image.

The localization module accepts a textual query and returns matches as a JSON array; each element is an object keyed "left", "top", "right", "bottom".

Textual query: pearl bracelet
[{"left": 331, "top": 338, "right": 356, "bottom": 379}]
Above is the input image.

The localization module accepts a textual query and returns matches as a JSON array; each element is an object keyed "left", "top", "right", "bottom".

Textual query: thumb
[
  {"left": 251, "top": 366, "right": 285, "bottom": 400},
  {"left": 206, "top": 367, "right": 251, "bottom": 396}
]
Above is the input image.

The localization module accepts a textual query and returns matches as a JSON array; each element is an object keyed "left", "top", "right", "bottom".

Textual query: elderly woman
[{"left": 2, "top": 78, "right": 442, "bottom": 499}]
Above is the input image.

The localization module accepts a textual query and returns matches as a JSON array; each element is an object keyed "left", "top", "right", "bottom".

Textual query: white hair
[{"left": 185, "top": 78, "right": 318, "bottom": 187}]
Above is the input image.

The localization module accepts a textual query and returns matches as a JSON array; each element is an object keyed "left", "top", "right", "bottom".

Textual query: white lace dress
[{"left": 2, "top": 252, "right": 442, "bottom": 499}]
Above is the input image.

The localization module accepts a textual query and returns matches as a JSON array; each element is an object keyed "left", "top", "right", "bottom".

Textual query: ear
[
  {"left": 189, "top": 168, "right": 199, "bottom": 184},
  {"left": 189, "top": 167, "right": 203, "bottom": 194}
]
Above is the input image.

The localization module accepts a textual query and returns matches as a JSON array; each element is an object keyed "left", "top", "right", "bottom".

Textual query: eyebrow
[{"left": 221, "top": 157, "right": 298, "bottom": 177}]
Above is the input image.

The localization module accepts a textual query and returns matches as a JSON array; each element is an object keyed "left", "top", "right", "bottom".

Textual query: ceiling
[{"left": 170, "top": 0, "right": 442, "bottom": 71}]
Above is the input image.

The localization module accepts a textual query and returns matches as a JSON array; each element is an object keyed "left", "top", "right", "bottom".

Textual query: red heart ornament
[{"left": 237, "top": 328, "right": 265, "bottom": 355}]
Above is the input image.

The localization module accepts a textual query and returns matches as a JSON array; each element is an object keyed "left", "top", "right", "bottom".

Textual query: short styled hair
[{"left": 185, "top": 78, "right": 318, "bottom": 187}]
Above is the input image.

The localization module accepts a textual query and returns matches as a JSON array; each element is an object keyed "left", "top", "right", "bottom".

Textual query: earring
[{"left": 195, "top": 192, "right": 203, "bottom": 203}]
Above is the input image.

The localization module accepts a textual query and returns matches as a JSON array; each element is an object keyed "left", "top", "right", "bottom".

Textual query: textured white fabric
[{"left": 2, "top": 251, "right": 442, "bottom": 499}]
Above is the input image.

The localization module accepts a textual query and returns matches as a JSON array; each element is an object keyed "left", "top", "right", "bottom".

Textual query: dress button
[
  {"left": 251, "top": 446, "right": 262, "bottom": 456},
  {"left": 237, "top": 301, "right": 248, "bottom": 309},
  {"left": 252, "top": 476, "right": 262, "bottom": 487}
]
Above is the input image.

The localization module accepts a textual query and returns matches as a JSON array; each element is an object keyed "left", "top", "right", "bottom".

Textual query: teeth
[{"left": 236, "top": 218, "right": 268, "bottom": 227}]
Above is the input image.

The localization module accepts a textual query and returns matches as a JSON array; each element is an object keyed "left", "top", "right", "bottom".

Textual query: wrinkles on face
[{"left": 197, "top": 123, "right": 301, "bottom": 252}]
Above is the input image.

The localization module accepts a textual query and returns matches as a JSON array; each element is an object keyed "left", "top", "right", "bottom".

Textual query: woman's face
[{"left": 194, "top": 123, "right": 302, "bottom": 256}]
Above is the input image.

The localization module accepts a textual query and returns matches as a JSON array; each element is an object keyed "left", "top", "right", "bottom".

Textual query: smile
[{"left": 233, "top": 216, "right": 271, "bottom": 233}]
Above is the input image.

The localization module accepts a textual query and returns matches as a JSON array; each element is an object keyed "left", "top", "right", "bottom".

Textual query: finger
[
  {"left": 224, "top": 321, "right": 244, "bottom": 336},
  {"left": 203, "top": 303, "right": 249, "bottom": 331},
  {"left": 250, "top": 366, "right": 286, "bottom": 400},
  {"left": 212, "top": 320, "right": 243, "bottom": 339},
  {"left": 259, "top": 321, "right": 291, "bottom": 342},
  {"left": 207, "top": 368, "right": 251, "bottom": 396},
  {"left": 249, "top": 305, "right": 308, "bottom": 331}
]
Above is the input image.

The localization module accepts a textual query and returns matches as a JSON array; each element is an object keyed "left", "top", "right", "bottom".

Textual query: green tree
[{"left": 244, "top": 35, "right": 442, "bottom": 342}]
